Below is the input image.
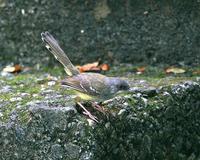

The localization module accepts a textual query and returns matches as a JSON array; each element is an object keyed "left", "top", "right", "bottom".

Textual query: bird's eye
[
  {"left": 117, "top": 84, "right": 123, "bottom": 90},
  {"left": 118, "top": 83, "right": 129, "bottom": 90},
  {"left": 119, "top": 85, "right": 125, "bottom": 90}
]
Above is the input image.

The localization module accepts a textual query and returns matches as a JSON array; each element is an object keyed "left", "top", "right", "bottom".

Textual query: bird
[{"left": 41, "top": 31, "right": 130, "bottom": 122}]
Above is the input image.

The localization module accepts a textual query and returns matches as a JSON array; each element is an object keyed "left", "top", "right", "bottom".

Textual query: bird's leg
[
  {"left": 77, "top": 102, "right": 99, "bottom": 123},
  {"left": 91, "top": 102, "right": 106, "bottom": 114}
]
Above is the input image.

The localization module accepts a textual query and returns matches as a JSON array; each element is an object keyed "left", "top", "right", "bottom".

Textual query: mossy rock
[{"left": 0, "top": 68, "right": 200, "bottom": 159}]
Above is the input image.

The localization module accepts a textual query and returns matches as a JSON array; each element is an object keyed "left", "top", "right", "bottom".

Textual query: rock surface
[
  {"left": 0, "top": 1, "right": 200, "bottom": 66},
  {"left": 0, "top": 71, "right": 200, "bottom": 159}
]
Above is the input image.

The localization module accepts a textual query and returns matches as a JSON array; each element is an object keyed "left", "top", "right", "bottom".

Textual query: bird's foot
[
  {"left": 91, "top": 102, "right": 106, "bottom": 114},
  {"left": 77, "top": 102, "right": 99, "bottom": 123}
]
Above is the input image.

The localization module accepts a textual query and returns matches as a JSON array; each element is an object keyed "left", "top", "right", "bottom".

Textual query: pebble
[
  {"left": 32, "top": 94, "right": 38, "bottom": 97},
  {"left": 20, "top": 93, "right": 30, "bottom": 97},
  {"left": 41, "top": 84, "right": 45, "bottom": 91},
  {"left": 26, "top": 100, "right": 44, "bottom": 106},
  {"left": 123, "top": 102, "right": 129, "bottom": 107},
  {"left": 143, "top": 11, "right": 149, "bottom": 15},
  {"left": 141, "top": 97, "right": 148, "bottom": 107},
  {"left": 42, "top": 89, "right": 54, "bottom": 94},
  {"left": 163, "top": 91, "right": 170, "bottom": 96},
  {"left": 0, "top": 85, "right": 12, "bottom": 93},
  {"left": 10, "top": 97, "right": 22, "bottom": 102},
  {"left": 118, "top": 109, "right": 126, "bottom": 116},
  {"left": 54, "top": 94, "right": 63, "bottom": 98},
  {"left": 87, "top": 119, "right": 95, "bottom": 126},
  {"left": 105, "top": 122, "right": 110, "bottom": 128},
  {"left": 47, "top": 75, "right": 58, "bottom": 81},
  {"left": 36, "top": 78, "right": 46, "bottom": 84},
  {"left": 16, "top": 105, "right": 22, "bottom": 109},
  {"left": 19, "top": 84, "right": 24, "bottom": 87},
  {"left": 0, "top": 71, "right": 13, "bottom": 77},
  {"left": 48, "top": 81, "right": 56, "bottom": 86}
]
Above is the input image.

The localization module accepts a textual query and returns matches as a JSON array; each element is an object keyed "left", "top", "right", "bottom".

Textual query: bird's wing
[
  {"left": 61, "top": 76, "right": 89, "bottom": 93},
  {"left": 61, "top": 73, "right": 107, "bottom": 96},
  {"left": 41, "top": 31, "right": 80, "bottom": 76}
]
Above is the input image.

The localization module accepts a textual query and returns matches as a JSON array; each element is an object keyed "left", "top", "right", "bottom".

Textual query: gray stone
[
  {"left": 0, "top": 1, "right": 199, "bottom": 66},
  {"left": 0, "top": 80, "right": 200, "bottom": 159}
]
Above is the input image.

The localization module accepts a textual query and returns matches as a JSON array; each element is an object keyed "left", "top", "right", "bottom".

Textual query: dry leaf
[
  {"left": 136, "top": 66, "right": 146, "bottom": 73},
  {"left": 76, "top": 61, "right": 99, "bottom": 72},
  {"left": 192, "top": 70, "right": 200, "bottom": 75},
  {"left": 2, "top": 64, "right": 22, "bottom": 73},
  {"left": 100, "top": 64, "right": 110, "bottom": 71},
  {"left": 76, "top": 61, "right": 109, "bottom": 72},
  {"left": 23, "top": 67, "right": 32, "bottom": 72},
  {"left": 165, "top": 67, "right": 186, "bottom": 74},
  {"left": 94, "top": 0, "right": 111, "bottom": 21}
]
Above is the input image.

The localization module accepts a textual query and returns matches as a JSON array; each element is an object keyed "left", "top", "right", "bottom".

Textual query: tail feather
[{"left": 41, "top": 31, "right": 80, "bottom": 76}]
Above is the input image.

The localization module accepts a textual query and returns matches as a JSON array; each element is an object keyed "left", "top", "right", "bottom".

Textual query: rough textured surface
[
  {"left": 0, "top": 66, "right": 200, "bottom": 159},
  {"left": 90, "top": 81, "right": 200, "bottom": 159},
  {"left": 0, "top": 104, "right": 82, "bottom": 160},
  {"left": 0, "top": 0, "right": 200, "bottom": 66}
]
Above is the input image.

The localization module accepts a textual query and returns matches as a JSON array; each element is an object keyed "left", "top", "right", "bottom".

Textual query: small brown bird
[{"left": 41, "top": 31, "right": 129, "bottom": 122}]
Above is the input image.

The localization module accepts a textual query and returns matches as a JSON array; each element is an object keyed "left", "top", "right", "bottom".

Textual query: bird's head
[{"left": 105, "top": 77, "right": 130, "bottom": 94}]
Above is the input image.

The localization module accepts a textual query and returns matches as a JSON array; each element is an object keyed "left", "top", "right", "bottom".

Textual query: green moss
[
  {"left": 0, "top": 65, "right": 199, "bottom": 124},
  {"left": 5, "top": 74, "right": 35, "bottom": 85},
  {"left": 90, "top": 81, "right": 200, "bottom": 160},
  {"left": 18, "top": 109, "right": 31, "bottom": 124},
  {"left": 0, "top": 102, "right": 17, "bottom": 122},
  {"left": 59, "top": 88, "right": 77, "bottom": 96},
  {"left": 0, "top": 64, "right": 200, "bottom": 159},
  {"left": 17, "top": 85, "right": 41, "bottom": 94},
  {"left": 41, "top": 66, "right": 65, "bottom": 77},
  {"left": 0, "top": 93, "right": 13, "bottom": 100}
]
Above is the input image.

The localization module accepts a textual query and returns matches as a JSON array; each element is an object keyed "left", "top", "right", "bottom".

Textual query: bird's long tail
[{"left": 41, "top": 31, "right": 80, "bottom": 76}]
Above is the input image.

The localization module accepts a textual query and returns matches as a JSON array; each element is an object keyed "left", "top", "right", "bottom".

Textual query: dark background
[{"left": 0, "top": 0, "right": 200, "bottom": 66}]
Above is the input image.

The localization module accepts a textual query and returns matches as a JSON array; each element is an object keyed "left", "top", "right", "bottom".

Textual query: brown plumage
[{"left": 41, "top": 31, "right": 129, "bottom": 101}]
